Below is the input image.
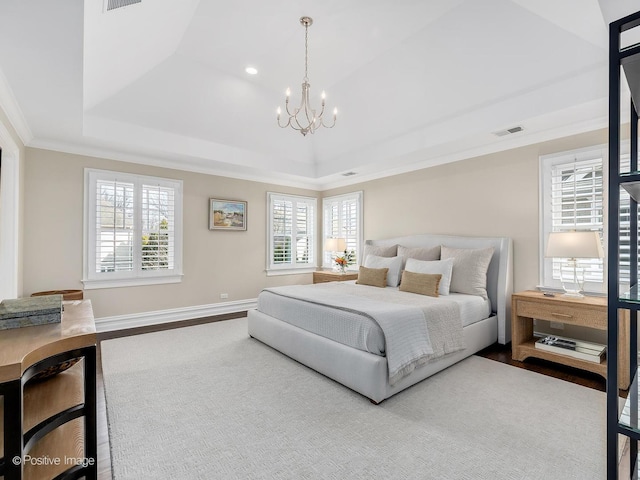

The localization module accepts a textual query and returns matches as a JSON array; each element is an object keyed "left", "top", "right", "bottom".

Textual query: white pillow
[
  {"left": 405, "top": 258, "right": 454, "bottom": 295},
  {"left": 440, "top": 246, "right": 494, "bottom": 299},
  {"left": 364, "top": 255, "right": 403, "bottom": 287}
]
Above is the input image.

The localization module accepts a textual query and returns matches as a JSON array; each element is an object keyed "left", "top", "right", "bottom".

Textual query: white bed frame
[{"left": 248, "top": 234, "right": 513, "bottom": 403}]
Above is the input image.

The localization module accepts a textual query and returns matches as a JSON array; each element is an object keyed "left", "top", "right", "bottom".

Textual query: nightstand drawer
[{"left": 515, "top": 299, "right": 606, "bottom": 328}]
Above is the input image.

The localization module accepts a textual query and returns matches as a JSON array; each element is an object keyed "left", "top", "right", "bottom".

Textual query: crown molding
[
  {"left": 0, "top": 67, "right": 33, "bottom": 146},
  {"left": 27, "top": 138, "right": 325, "bottom": 191},
  {"left": 315, "top": 115, "right": 609, "bottom": 190},
  {"left": 27, "top": 113, "right": 609, "bottom": 193}
]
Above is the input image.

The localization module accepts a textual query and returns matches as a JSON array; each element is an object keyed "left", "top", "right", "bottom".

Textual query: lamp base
[
  {"left": 560, "top": 259, "right": 584, "bottom": 299},
  {"left": 561, "top": 289, "right": 584, "bottom": 298}
]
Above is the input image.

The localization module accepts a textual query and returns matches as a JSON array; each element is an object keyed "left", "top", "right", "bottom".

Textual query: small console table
[{"left": 0, "top": 300, "right": 97, "bottom": 480}]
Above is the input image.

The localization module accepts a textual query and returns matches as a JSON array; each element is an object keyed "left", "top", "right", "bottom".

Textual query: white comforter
[{"left": 261, "top": 283, "right": 465, "bottom": 385}]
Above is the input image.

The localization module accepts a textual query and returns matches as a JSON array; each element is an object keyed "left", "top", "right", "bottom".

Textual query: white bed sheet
[{"left": 256, "top": 282, "right": 490, "bottom": 357}]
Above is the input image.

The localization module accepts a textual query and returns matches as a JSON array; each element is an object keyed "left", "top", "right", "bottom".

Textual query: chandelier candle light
[{"left": 277, "top": 16, "right": 337, "bottom": 136}]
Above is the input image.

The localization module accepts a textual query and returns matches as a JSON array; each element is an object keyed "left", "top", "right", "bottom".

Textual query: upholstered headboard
[{"left": 365, "top": 234, "right": 513, "bottom": 344}]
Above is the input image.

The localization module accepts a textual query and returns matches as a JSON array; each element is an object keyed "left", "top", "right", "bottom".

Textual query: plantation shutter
[
  {"left": 541, "top": 148, "right": 636, "bottom": 291},
  {"left": 272, "top": 197, "right": 293, "bottom": 264},
  {"left": 95, "top": 179, "right": 135, "bottom": 273},
  {"left": 619, "top": 154, "right": 633, "bottom": 284},
  {"left": 141, "top": 183, "right": 176, "bottom": 270},
  {"left": 322, "top": 192, "right": 362, "bottom": 268},
  {"left": 85, "top": 169, "right": 183, "bottom": 288},
  {"left": 268, "top": 193, "right": 316, "bottom": 270},
  {"left": 549, "top": 158, "right": 604, "bottom": 283},
  {"left": 296, "top": 201, "right": 314, "bottom": 264},
  {"left": 550, "top": 156, "right": 637, "bottom": 284}
]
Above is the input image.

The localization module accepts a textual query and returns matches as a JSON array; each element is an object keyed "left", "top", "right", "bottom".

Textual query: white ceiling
[{"left": 0, "top": 0, "right": 635, "bottom": 189}]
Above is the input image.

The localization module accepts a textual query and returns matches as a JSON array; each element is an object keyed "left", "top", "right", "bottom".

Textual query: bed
[{"left": 248, "top": 234, "right": 513, "bottom": 403}]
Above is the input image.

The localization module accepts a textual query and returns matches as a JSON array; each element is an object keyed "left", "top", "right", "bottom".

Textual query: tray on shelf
[{"left": 535, "top": 335, "right": 605, "bottom": 364}]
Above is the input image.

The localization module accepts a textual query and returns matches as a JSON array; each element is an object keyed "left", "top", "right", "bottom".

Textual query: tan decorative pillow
[
  {"left": 356, "top": 266, "right": 388, "bottom": 288},
  {"left": 399, "top": 271, "right": 441, "bottom": 297},
  {"left": 364, "top": 255, "right": 403, "bottom": 287}
]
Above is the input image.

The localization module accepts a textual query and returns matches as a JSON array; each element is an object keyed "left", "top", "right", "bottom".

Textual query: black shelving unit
[{"left": 608, "top": 10, "right": 640, "bottom": 479}]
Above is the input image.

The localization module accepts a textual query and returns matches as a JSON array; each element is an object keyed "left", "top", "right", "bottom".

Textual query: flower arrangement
[{"left": 334, "top": 250, "right": 356, "bottom": 273}]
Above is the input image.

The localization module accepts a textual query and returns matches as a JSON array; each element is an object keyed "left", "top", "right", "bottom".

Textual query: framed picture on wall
[{"left": 209, "top": 198, "right": 247, "bottom": 231}]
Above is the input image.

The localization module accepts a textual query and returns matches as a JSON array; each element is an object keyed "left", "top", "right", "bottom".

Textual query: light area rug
[{"left": 102, "top": 318, "right": 610, "bottom": 480}]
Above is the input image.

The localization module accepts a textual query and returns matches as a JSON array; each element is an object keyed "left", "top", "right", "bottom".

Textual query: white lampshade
[
  {"left": 324, "top": 238, "right": 346, "bottom": 252},
  {"left": 545, "top": 231, "right": 604, "bottom": 259}
]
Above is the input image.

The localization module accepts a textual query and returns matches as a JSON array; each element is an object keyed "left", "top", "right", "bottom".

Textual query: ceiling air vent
[
  {"left": 342, "top": 171, "right": 358, "bottom": 177},
  {"left": 105, "top": 0, "right": 141, "bottom": 11},
  {"left": 493, "top": 126, "right": 524, "bottom": 137}
]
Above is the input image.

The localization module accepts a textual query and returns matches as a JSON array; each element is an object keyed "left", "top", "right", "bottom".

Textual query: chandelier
[{"left": 277, "top": 16, "right": 337, "bottom": 136}]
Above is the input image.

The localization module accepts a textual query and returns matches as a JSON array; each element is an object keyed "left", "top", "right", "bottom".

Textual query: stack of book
[
  {"left": 0, "top": 294, "right": 63, "bottom": 330},
  {"left": 535, "top": 335, "right": 605, "bottom": 364}
]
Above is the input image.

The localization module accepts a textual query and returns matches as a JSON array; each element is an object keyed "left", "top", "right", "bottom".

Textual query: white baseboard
[{"left": 95, "top": 298, "right": 257, "bottom": 333}]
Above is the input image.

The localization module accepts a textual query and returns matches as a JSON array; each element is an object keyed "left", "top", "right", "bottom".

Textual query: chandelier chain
[{"left": 304, "top": 23, "right": 309, "bottom": 82}]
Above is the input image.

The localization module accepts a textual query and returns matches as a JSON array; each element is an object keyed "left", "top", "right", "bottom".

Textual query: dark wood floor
[
  {"left": 476, "top": 342, "right": 627, "bottom": 397},
  {"left": 95, "top": 315, "right": 623, "bottom": 479}
]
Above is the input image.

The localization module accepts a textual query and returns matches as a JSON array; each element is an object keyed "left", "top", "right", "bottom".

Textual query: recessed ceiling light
[{"left": 245, "top": 66, "right": 258, "bottom": 75}]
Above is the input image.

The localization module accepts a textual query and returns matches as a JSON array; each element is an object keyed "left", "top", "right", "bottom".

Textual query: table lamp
[
  {"left": 324, "top": 238, "right": 346, "bottom": 271},
  {"left": 545, "top": 231, "right": 604, "bottom": 297}
]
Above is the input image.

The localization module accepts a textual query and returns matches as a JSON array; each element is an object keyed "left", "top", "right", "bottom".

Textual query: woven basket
[{"left": 31, "top": 290, "right": 83, "bottom": 301}]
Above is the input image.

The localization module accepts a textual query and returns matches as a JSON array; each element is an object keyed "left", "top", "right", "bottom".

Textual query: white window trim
[
  {"left": 265, "top": 267, "right": 317, "bottom": 277},
  {"left": 266, "top": 192, "right": 317, "bottom": 275},
  {"left": 321, "top": 191, "right": 363, "bottom": 271},
  {"left": 83, "top": 168, "right": 183, "bottom": 289}
]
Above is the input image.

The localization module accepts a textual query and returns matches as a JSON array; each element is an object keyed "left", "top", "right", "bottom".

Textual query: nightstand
[
  {"left": 313, "top": 271, "right": 359, "bottom": 284},
  {"left": 511, "top": 290, "right": 630, "bottom": 389}
]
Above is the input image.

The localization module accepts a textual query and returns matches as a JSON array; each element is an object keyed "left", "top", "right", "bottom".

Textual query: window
[
  {"left": 267, "top": 192, "right": 317, "bottom": 274},
  {"left": 83, "top": 169, "right": 183, "bottom": 289},
  {"left": 540, "top": 146, "right": 632, "bottom": 292},
  {"left": 322, "top": 192, "right": 363, "bottom": 270}
]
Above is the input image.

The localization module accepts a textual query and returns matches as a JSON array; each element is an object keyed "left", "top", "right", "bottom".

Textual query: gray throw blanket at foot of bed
[{"left": 263, "top": 283, "right": 464, "bottom": 385}]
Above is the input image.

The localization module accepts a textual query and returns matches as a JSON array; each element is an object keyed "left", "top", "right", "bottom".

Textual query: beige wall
[
  {"left": 323, "top": 128, "right": 610, "bottom": 294},
  {"left": 23, "top": 148, "right": 316, "bottom": 318},
  {"left": 23, "top": 128, "right": 610, "bottom": 320}
]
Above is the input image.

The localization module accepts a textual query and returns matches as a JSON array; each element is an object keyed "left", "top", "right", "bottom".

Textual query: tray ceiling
[{"left": 0, "top": 0, "right": 631, "bottom": 189}]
